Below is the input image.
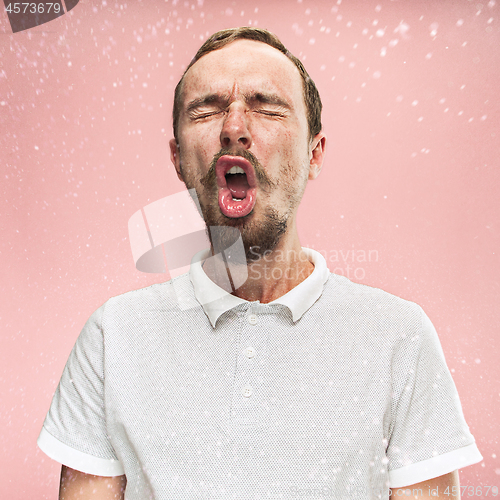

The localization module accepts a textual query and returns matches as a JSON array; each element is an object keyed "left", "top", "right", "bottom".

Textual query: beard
[
  {"left": 202, "top": 199, "right": 288, "bottom": 263},
  {"left": 182, "top": 148, "right": 297, "bottom": 263}
]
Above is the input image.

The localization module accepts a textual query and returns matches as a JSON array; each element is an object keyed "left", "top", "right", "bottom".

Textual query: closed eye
[
  {"left": 190, "top": 109, "right": 224, "bottom": 120},
  {"left": 192, "top": 109, "right": 285, "bottom": 119},
  {"left": 254, "top": 109, "right": 286, "bottom": 117},
  {"left": 197, "top": 111, "right": 222, "bottom": 118}
]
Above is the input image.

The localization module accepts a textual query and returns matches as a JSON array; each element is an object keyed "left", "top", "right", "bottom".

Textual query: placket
[{"left": 230, "top": 302, "right": 269, "bottom": 427}]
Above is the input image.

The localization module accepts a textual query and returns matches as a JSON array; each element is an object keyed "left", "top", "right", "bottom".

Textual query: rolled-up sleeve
[
  {"left": 37, "top": 304, "right": 124, "bottom": 476},
  {"left": 387, "top": 307, "right": 482, "bottom": 487}
]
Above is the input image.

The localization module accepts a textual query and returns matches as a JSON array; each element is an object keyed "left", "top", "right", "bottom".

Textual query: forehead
[{"left": 181, "top": 39, "right": 305, "bottom": 109}]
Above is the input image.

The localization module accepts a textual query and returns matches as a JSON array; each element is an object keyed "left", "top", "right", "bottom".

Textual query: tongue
[{"left": 226, "top": 173, "right": 249, "bottom": 199}]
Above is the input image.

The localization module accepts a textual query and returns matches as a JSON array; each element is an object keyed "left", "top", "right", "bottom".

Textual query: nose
[{"left": 220, "top": 103, "right": 252, "bottom": 150}]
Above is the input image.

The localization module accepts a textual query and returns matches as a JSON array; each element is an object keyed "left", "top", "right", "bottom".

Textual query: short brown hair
[{"left": 172, "top": 27, "right": 322, "bottom": 142}]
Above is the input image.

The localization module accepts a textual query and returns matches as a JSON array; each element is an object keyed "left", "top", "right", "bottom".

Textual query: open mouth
[
  {"left": 225, "top": 166, "right": 249, "bottom": 200},
  {"left": 215, "top": 156, "right": 258, "bottom": 218}
]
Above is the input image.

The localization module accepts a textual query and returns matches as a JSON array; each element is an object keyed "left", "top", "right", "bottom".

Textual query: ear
[
  {"left": 169, "top": 138, "right": 184, "bottom": 182},
  {"left": 308, "top": 133, "right": 326, "bottom": 180}
]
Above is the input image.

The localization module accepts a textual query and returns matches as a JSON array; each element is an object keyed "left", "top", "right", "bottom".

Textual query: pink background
[{"left": 1, "top": 0, "right": 499, "bottom": 497}]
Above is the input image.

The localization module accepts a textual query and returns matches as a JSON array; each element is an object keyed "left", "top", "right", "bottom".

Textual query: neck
[{"left": 202, "top": 229, "right": 314, "bottom": 303}]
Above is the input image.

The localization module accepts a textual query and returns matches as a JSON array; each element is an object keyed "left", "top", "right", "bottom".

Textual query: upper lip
[{"left": 215, "top": 155, "right": 257, "bottom": 189}]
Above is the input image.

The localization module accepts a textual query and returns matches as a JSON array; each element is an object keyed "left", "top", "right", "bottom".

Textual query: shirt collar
[{"left": 189, "top": 247, "right": 330, "bottom": 328}]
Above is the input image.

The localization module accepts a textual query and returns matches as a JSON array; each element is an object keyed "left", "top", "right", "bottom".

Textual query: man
[{"left": 38, "top": 27, "right": 482, "bottom": 499}]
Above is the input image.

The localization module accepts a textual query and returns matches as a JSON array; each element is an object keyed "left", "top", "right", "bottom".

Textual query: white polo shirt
[{"left": 38, "top": 247, "right": 482, "bottom": 499}]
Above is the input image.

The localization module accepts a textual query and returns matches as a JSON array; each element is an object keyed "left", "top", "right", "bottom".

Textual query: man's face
[{"left": 170, "top": 39, "right": 324, "bottom": 261}]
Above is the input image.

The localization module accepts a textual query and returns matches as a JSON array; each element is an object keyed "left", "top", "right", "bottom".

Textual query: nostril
[{"left": 220, "top": 122, "right": 251, "bottom": 148}]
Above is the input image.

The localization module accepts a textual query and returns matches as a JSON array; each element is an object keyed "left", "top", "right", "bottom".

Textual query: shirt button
[
  {"left": 247, "top": 314, "right": 258, "bottom": 325},
  {"left": 245, "top": 347, "right": 256, "bottom": 358},
  {"left": 242, "top": 385, "right": 253, "bottom": 398}
]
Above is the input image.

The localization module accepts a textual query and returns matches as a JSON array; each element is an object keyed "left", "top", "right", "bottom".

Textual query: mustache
[{"left": 200, "top": 148, "right": 276, "bottom": 190}]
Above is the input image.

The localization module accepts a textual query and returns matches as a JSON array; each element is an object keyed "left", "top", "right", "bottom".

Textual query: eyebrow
[
  {"left": 185, "top": 91, "right": 291, "bottom": 113},
  {"left": 243, "top": 92, "right": 291, "bottom": 109},
  {"left": 186, "top": 94, "right": 230, "bottom": 114}
]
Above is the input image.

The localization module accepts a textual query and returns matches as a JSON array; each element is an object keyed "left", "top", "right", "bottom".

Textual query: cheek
[
  {"left": 257, "top": 128, "right": 295, "bottom": 158},
  {"left": 178, "top": 129, "right": 217, "bottom": 170},
  {"left": 272, "top": 133, "right": 305, "bottom": 166}
]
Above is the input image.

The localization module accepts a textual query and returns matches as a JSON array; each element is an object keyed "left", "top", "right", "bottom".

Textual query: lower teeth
[{"left": 233, "top": 197, "right": 243, "bottom": 201}]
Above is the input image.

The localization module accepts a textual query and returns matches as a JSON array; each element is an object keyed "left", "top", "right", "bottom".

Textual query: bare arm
[
  {"left": 389, "top": 470, "right": 460, "bottom": 499},
  {"left": 59, "top": 465, "right": 127, "bottom": 500}
]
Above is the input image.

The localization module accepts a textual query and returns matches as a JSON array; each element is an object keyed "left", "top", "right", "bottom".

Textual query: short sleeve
[
  {"left": 386, "top": 306, "right": 482, "bottom": 487},
  {"left": 37, "top": 304, "right": 125, "bottom": 476}
]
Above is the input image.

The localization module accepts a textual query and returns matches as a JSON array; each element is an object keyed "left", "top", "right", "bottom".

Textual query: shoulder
[
  {"left": 111, "top": 272, "right": 190, "bottom": 304},
  {"left": 81, "top": 273, "right": 204, "bottom": 348},
  {"left": 323, "top": 272, "right": 422, "bottom": 317},
  {"left": 319, "top": 273, "right": 428, "bottom": 346},
  {"left": 98, "top": 272, "right": 196, "bottom": 323}
]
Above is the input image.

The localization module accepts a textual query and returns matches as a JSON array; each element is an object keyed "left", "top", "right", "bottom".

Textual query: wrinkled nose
[{"left": 220, "top": 104, "right": 252, "bottom": 149}]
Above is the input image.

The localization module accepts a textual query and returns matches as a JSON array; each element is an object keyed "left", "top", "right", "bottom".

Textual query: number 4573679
[
  {"left": 443, "top": 485, "right": 498, "bottom": 496},
  {"left": 5, "top": 3, "right": 62, "bottom": 14}
]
